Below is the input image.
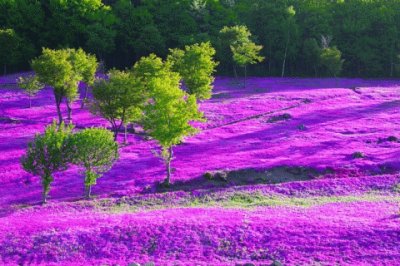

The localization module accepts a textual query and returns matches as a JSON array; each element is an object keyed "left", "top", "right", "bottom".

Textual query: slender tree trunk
[
  {"left": 42, "top": 191, "right": 47, "bottom": 204},
  {"left": 3, "top": 64, "right": 6, "bottom": 75},
  {"left": 81, "top": 84, "right": 89, "bottom": 108},
  {"left": 113, "top": 128, "right": 118, "bottom": 141},
  {"left": 124, "top": 123, "right": 128, "bottom": 144},
  {"left": 165, "top": 146, "right": 173, "bottom": 186},
  {"left": 66, "top": 100, "right": 72, "bottom": 123},
  {"left": 281, "top": 27, "right": 290, "bottom": 78},
  {"left": 55, "top": 93, "right": 63, "bottom": 125},
  {"left": 42, "top": 180, "right": 50, "bottom": 204},
  {"left": 233, "top": 65, "right": 238, "bottom": 79},
  {"left": 85, "top": 185, "right": 92, "bottom": 199}
]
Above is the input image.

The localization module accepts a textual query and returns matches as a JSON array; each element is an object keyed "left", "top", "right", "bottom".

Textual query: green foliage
[
  {"left": 143, "top": 69, "right": 203, "bottom": 149},
  {"left": 303, "top": 38, "right": 322, "bottom": 76},
  {"left": 320, "top": 46, "right": 344, "bottom": 77},
  {"left": 141, "top": 59, "right": 204, "bottom": 184},
  {"left": 131, "top": 54, "right": 165, "bottom": 89},
  {"left": 92, "top": 69, "right": 145, "bottom": 140},
  {"left": 2, "top": 0, "right": 400, "bottom": 77},
  {"left": 220, "top": 25, "right": 264, "bottom": 85},
  {"left": 17, "top": 75, "right": 43, "bottom": 108},
  {"left": 21, "top": 121, "right": 73, "bottom": 203},
  {"left": 168, "top": 42, "right": 218, "bottom": 100},
  {"left": 69, "top": 127, "right": 119, "bottom": 198},
  {"left": 0, "top": 28, "right": 20, "bottom": 74},
  {"left": 231, "top": 41, "right": 264, "bottom": 68},
  {"left": 31, "top": 48, "right": 97, "bottom": 123}
]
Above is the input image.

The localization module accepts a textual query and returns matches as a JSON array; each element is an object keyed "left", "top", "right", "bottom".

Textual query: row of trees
[
  {"left": 22, "top": 122, "right": 119, "bottom": 203},
  {"left": 1, "top": 0, "right": 399, "bottom": 77},
  {"left": 22, "top": 42, "right": 220, "bottom": 202}
]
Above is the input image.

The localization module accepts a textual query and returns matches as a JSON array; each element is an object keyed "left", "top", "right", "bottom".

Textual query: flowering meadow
[{"left": 0, "top": 76, "right": 400, "bottom": 265}]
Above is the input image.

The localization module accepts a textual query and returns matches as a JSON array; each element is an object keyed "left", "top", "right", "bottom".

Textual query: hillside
[{"left": 0, "top": 77, "right": 399, "bottom": 265}]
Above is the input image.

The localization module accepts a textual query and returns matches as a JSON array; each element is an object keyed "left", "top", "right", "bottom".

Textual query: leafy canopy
[
  {"left": 167, "top": 42, "right": 219, "bottom": 100},
  {"left": 69, "top": 127, "right": 119, "bottom": 197},
  {"left": 91, "top": 69, "right": 145, "bottom": 138},
  {"left": 231, "top": 41, "right": 264, "bottom": 67},
  {"left": 142, "top": 61, "right": 204, "bottom": 149},
  {"left": 320, "top": 46, "right": 344, "bottom": 77},
  {"left": 18, "top": 75, "right": 43, "bottom": 98},
  {"left": 21, "top": 121, "right": 73, "bottom": 203}
]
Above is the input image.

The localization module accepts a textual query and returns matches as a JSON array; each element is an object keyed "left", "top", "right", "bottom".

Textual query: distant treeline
[{"left": 0, "top": 0, "right": 399, "bottom": 77}]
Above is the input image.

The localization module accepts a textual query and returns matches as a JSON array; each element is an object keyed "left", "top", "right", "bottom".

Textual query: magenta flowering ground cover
[{"left": 0, "top": 76, "right": 400, "bottom": 265}]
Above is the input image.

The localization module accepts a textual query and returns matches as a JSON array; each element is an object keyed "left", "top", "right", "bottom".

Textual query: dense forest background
[{"left": 0, "top": 0, "right": 399, "bottom": 77}]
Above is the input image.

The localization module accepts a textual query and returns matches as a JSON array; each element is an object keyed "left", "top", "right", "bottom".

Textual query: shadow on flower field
[{"left": 0, "top": 77, "right": 400, "bottom": 265}]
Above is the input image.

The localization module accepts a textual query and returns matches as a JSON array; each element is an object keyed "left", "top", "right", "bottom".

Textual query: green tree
[
  {"left": 91, "top": 69, "right": 145, "bottom": 142},
  {"left": 21, "top": 121, "right": 73, "bottom": 204},
  {"left": 66, "top": 48, "right": 98, "bottom": 121},
  {"left": 0, "top": 28, "right": 20, "bottom": 75},
  {"left": 142, "top": 64, "right": 204, "bottom": 186},
  {"left": 320, "top": 46, "right": 344, "bottom": 77},
  {"left": 167, "top": 42, "right": 218, "bottom": 100},
  {"left": 69, "top": 128, "right": 119, "bottom": 198},
  {"left": 17, "top": 75, "right": 43, "bottom": 108},
  {"left": 32, "top": 48, "right": 97, "bottom": 124},
  {"left": 231, "top": 41, "right": 264, "bottom": 88},
  {"left": 219, "top": 25, "right": 252, "bottom": 77},
  {"left": 31, "top": 48, "right": 73, "bottom": 124},
  {"left": 113, "top": 1, "right": 165, "bottom": 67}
]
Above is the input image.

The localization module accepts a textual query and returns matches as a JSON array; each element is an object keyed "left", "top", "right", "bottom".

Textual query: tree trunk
[
  {"left": 3, "top": 64, "right": 6, "bottom": 75},
  {"left": 281, "top": 27, "right": 290, "bottom": 78},
  {"left": 42, "top": 191, "right": 47, "bottom": 204},
  {"left": 42, "top": 180, "right": 50, "bottom": 204},
  {"left": 124, "top": 123, "right": 128, "bottom": 144},
  {"left": 81, "top": 84, "right": 89, "bottom": 108},
  {"left": 29, "top": 95, "right": 32, "bottom": 108},
  {"left": 113, "top": 127, "right": 118, "bottom": 141},
  {"left": 55, "top": 93, "right": 63, "bottom": 125},
  {"left": 164, "top": 146, "right": 173, "bottom": 186},
  {"left": 233, "top": 65, "right": 238, "bottom": 79},
  {"left": 66, "top": 100, "right": 72, "bottom": 123},
  {"left": 85, "top": 185, "right": 92, "bottom": 199}
]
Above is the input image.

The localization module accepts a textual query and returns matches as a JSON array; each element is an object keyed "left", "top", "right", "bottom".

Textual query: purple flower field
[{"left": 0, "top": 76, "right": 400, "bottom": 265}]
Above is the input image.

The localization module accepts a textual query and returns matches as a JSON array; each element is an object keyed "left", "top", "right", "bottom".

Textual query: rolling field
[{"left": 0, "top": 76, "right": 400, "bottom": 265}]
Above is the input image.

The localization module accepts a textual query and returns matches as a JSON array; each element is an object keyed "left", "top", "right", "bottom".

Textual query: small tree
[
  {"left": 91, "top": 69, "right": 145, "bottom": 142},
  {"left": 65, "top": 48, "right": 98, "bottom": 121},
  {"left": 220, "top": 25, "right": 264, "bottom": 85},
  {"left": 69, "top": 128, "right": 119, "bottom": 198},
  {"left": 167, "top": 42, "right": 219, "bottom": 100},
  {"left": 31, "top": 48, "right": 74, "bottom": 124},
  {"left": 32, "top": 48, "right": 97, "bottom": 124},
  {"left": 143, "top": 65, "right": 204, "bottom": 186},
  {"left": 320, "top": 46, "right": 344, "bottom": 78},
  {"left": 17, "top": 75, "right": 44, "bottom": 108},
  {"left": 220, "top": 25, "right": 252, "bottom": 78},
  {"left": 231, "top": 41, "right": 264, "bottom": 88},
  {"left": 0, "top": 28, "right": 19, "bottom": 75},
  {"left": 21, "top": 121, "right": 73, "bottom": 204}
]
